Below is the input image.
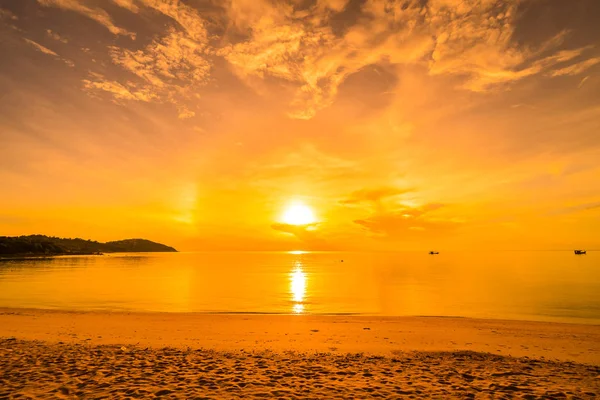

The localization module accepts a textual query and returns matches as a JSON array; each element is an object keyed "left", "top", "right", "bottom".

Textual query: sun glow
[{"left": 281, "top": 202, "right": 316, "bottom": 225}]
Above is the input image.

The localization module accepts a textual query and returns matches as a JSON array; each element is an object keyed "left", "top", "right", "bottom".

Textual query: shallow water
[{"left": 0, "top": 251, "right": 598, "bottom": 323}]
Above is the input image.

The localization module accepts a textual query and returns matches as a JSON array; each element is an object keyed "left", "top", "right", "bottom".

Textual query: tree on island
[{"left": 0, "top": 235, "right": 177, "bottom": 256}]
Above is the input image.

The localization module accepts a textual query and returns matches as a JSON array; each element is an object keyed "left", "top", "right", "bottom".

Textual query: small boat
[
  {"left": 429, "top": 251, "right": 439, "bottom": 255},
  {"left": 574, "top": 250, "right": 586, "bottom": 255}
]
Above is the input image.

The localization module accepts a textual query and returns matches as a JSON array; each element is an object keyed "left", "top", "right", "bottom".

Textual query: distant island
[{"left": 0, "top": 235, "right": 177, "bottom": 258}]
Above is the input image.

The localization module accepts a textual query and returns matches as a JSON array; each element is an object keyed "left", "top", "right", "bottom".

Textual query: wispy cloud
[
  {"left": 217, "top": 0, "right": 597, "bottom": 118},
  {"left": 341, "top": 187, "right": 411, "bottom": 206},
  {"left": 549, "top": 57, "right": 600, "bottom": 77},
  {"left": 341, "top": 183, "right": 457, "bottom": 239},
  {"left": 35, "top": 0, "right": 599, "bottom": 120},
  {"left": 83, "top": 1, "right": 211, "bottom": 118},
  {"left": 23, "top": 37, "right": 75, "bottom": 67},
  {"left": 219, "top": 0, "right": 434, "bottom": 119},
  {"left": 85, "top": 29, "right": 210, "bottom": 118},
  {"left": 140, "top": 0, "right": 208, "bottom": 42},
  {"left": 354, "top": 203, "right": 459, "bottom": 239},
  {"left": 46, "top": 29, "right": 68, "bottom": 43},
  {"left": 111, "top": 0, "right": 139, "bottom": 13},
  {"left": 82, "top": 75, "right": 157, "bottom": 102},
  {"left": 426, "top": 0, "right": 527, "bottom": 90},
  {"left": 24, "top": 38, "right": 58, "bottom": 56},
  {"left": 0, "top": 7, "right": 18, "bottom": 21},
  {"left": 424, "top": 3, "right": 596, "bottom": 92},
  {"left": 7, "top": 0, "right": 595, "bottom": 123},
  {"left": 243, "top": 144, "right": 359, "bottom": 194},
  {"left": 271, "top": 222, "right": 324, "bottom": 245},
  {"left": 37, "top": 0, "right": 135, "bottom": 38}
]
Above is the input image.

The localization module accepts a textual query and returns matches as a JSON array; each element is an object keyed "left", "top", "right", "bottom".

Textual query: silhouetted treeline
[{"left": 0, "top": 235, "right": 177, "bottom": 256}]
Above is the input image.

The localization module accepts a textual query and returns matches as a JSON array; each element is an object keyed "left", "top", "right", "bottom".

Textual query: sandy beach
[{"left": 1, "top": 309, "right": 599, "bottom": 399}]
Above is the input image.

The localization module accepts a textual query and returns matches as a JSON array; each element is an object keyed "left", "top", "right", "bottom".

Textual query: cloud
[
  {"left": 139, "top": 0, "right": 208, "bottom": 42},
  {"left": 82, "top": 76, "right": 157, "bottom": 102},
  {"left": 23, "top": 37, "right": 75, "bottom": 67},
  {"left": 354, "top": 203, "right": 458, "bottom": 239},
  {"left": 219, "top": 14, "right": 337, "bottom": 118},
  {"left": 83, "top": 1, "right": 211, "bottom": 118},
  {"left": 111, "top": 0, "right": 139, "bottom": 13},
  {"left": 424, "top": 3, "right": 598, "bottom": 92},
  {"left": 426, "top": 0, "right": 526, "bottom": 89},
  {"left": 219, "top": 0, "right": 436, "bottom": 119},
  {"left": 46, "top": 29, "right": 68, "bottom": 43},
  {"left": 362, "top": 2, "right": 599, "bottom": 93},
  {"left": 108, "top": 29, "right": 209, "bottom": 86},
  {"left": 24, "top": 0, "right": 600, "bottom": 122},
  {"left": 549, "top": 57, "right": 600, "bottom": 77},
  {"left": 37, "top": 0, "right": 135, "bottom": 38},
  {"left": 271, "top": 222, "right": 326, "bottom": 245},
  {"left": 578, "top": 76, "right": 590, "bottom": 89},
  {"left": 336, "top": 181, "right": 458, "bottom": 239},
  {"left": 217, "top": 0, "right": 599, "bottom": 119},
  {"left": 342, "top": 184, "right": 454, "bottom": 239},
  {"left": 341, "top": 187, "right": 411, "bottom": 205},
  {"left": 23, "top": 38, "right": 58, "bottom": 56},
  {"left": 248, "top": 144, "right": 357, "bottom": 180},
  {"left": 86, "top": 28, "right": 210, "bottom": 117},
  {"left": 223, "top": 143, "right": 362, "bottom": 202},
  {"left": 0, "top": 8, "right": 18, "bottom": 21},
  {"left": 316, "top": 0, "right": 350, "bottom": 13}
]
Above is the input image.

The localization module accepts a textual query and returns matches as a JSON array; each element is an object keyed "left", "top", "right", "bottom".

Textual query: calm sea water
[{"left": 0, "top": 251, "right": 598, "bottom": 324}]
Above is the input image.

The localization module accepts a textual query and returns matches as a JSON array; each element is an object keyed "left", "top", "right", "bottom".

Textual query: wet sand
[{"left": 1, "top": 308, "right": 599, "bottom": 398}]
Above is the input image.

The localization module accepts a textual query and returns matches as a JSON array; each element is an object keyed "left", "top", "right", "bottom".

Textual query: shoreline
[
  {"left": 0, "top": 251, "right": 176, "bottom": 260},
  {"left": 2, "top": 307, "right": 599, "bottom": 364},
  {"left": 2, "top": 304, "right": 599, "bottom": 326},
  {"left": 0, "top": 252, "right": 104, "bottom": 260},
  {"left": 3, "top": 305, "right": 600, "bottom": 324}
]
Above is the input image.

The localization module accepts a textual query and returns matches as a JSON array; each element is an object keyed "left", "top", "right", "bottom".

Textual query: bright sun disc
[{"left": 281, "top": 202, "right": 316, "bottom": 225}]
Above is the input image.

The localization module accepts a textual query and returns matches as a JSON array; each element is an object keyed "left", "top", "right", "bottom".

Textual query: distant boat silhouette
[
  {"left": 429, "top": 251, "right": 439, "bottom": 255},
  {"left": 574, "top": 250, "right": 586, "bottom": 255}
]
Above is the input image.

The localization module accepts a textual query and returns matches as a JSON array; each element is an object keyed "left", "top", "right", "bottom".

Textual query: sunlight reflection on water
[{"left": 290, "top": 262, "right": 306, "bottom": 313}]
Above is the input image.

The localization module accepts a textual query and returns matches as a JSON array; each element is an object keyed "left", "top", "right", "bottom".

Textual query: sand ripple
[{"left": 1, "top": 339, "right": 599, "bottom": 399}]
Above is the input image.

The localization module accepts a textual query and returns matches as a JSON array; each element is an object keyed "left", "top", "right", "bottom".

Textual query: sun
[{"left": 281, "top": 202, "right": 317, "bottom": 225}]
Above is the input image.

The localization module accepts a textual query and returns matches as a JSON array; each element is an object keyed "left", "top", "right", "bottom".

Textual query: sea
[{"left": 0, "top": 251, "right": 598, "bottom": 324}]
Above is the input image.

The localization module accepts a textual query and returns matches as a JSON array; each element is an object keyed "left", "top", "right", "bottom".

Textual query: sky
[{"left": 1, "top": 0, "right": 599, "bottom": 251}]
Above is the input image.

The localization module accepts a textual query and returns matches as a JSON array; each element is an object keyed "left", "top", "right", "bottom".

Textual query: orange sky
[{"left": 1, "top": 0, "right": 599, "bottom": 251}]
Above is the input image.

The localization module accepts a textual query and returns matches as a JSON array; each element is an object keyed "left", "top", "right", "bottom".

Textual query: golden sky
[{"left": 1, "top": 0, "right": 599, "bottom": 251}]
